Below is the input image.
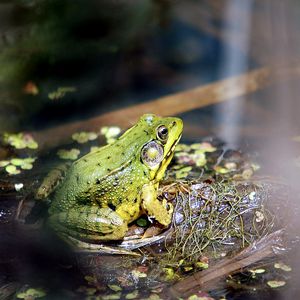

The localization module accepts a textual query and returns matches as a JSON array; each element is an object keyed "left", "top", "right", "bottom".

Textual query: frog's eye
[
  {"left": 157, "top": 125, "right": 168, "bottom": 142},
  {"left": 141, "top": 141, "right": 164, "bottom": 168}
]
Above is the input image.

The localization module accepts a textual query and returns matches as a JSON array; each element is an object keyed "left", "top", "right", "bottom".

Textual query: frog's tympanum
[{"left": 47, "top": 114, "right": 183, "bottom": 246}]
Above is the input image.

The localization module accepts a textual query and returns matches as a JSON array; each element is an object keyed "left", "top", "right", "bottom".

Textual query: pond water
[{"left": 1, "top": 1, "right": 300, "bottom": 299}]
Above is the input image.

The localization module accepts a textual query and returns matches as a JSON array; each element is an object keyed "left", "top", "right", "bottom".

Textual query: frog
[{"left": 42, "top": 114, "right": 183, "bottom": 249}]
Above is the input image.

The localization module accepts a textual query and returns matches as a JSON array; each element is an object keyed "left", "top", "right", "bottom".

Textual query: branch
[{"left": 31, "top": 65, "right": 300, "bottom": 152}]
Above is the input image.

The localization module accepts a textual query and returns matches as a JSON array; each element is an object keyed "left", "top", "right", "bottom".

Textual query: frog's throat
[{"left": 150, "top": 133, "right": 182, "bottom": 181}]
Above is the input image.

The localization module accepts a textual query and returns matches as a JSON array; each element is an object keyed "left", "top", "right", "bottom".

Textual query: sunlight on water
[{"left": 216, "top": 0, "right": 253, "bottom": 148}]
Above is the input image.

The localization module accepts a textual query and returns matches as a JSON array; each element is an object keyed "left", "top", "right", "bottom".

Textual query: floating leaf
[
  {"left": 15, "top": 183, "right": 24, "bottom": 191},
  {"left": 175, "top": 166, "right": 192, "bottom": 179},
  {"left": 100, "top": 126, "right": 121, "bottom": 144},
  {"left": 21, "top": 163, "right": 33, "bottom": 170},
  {"left": 267, "top": 280, "right": 286, "bottom": 288},
  {"left": 17, "top": 287, "right": 46, "bottom": 299},
  {"left": 131, "top": 269, "right": 147, "bottom": 279},
  {"left": 0, "top": 160, "right": 9, "bottom": 167},
  {"left": 108, "top": 284, "right": 122, "bottom": 292},
  {"left": 57, "top": 148, "right": 80, "bottom": 160},
  {"left": 214, "top": 166, "right": 230, "bottom": 174},
  {"left": 250, "top": 268, "right": 266, "bottom": 276},
  {"left": 48, "top": 86, "right": 76, "bottom": 100},
  {"left": 5, "top": 165, "right": 21, "bottom": 175},
  {"left": 192, "top": 152, "right": 207, "bottom": 167},
  {"left": 191, "top": 142, "right": 216, "bottom": 152},
  {"left": 11, "top": 158, "right": 24, "bottom": 166},
  {"left": 3, "top": 133, "right": 38, "bottom": 149},
  {"left": 163, "top": 267, "right": 175, "bottom": 281},
  {"left": 72, "top": 131, "right": 98, "bottom": 144},
  {"left": 195, "top": 261, "right": 209, "bottom": 269},
  {"left": 274, "top": 262, "right": 292, "bottom": 272},
  {"left": 125, "top": 290, "right": 139, "bottom": 299},
  {"left": 175, "top": 144, "right": 191, "bottom": 152}
]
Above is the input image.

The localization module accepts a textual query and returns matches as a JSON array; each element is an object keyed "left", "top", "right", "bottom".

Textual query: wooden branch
[
  {"left": 169, "top": 229, "right": 284, "bottom": 298},
  {"left": 31, "top": 65, "right": 300, "bottom": 152}
]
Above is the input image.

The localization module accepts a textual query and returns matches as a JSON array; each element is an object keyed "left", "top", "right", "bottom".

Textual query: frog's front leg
[
  {"left": 48, "top": 206, "right": 128, "bottom": 242},
  {"left": 35, "top": 162, "right": 71, "bottom": 200},
  {"left": 141, "top": 183, "right": 173, "bottom": 226}
]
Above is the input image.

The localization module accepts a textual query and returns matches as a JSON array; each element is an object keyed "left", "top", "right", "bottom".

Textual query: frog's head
[{"left": 137, "top": 114, "right": 183, "bottom": 181}]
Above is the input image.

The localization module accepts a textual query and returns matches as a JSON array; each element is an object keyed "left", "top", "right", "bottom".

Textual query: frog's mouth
[
  {"left": 155, "top": 133, "right": 182, "bottom": 177},
  {"left": 165, "top": 133, "right": 182, "bottom": 161}
]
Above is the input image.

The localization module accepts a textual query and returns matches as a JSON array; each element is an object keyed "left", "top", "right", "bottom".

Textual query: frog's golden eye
[
  {"left": 141, "top": 141, "right": 164, "bottom": 168},
  {"left": 157, "top": 125, "right": 168, "bottom": 142}
]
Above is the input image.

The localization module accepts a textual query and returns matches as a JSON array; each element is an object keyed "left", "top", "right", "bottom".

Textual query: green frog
[{"left": 40, "top": 114, "right": 183, "bottom": 248}]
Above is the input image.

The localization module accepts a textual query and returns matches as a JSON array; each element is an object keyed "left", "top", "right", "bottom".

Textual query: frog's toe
[{"left": 62, "top": 234, "right": 140, "bottom": 256}]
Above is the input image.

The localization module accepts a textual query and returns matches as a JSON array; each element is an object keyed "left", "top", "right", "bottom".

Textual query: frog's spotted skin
[{"left": 47, "top": 114, "right": 183, "bottom": 246}]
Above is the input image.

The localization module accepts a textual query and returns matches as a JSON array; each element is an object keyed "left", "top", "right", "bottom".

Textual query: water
[{"left": 1, "top": 1, "right": 300, "bottom": 299}]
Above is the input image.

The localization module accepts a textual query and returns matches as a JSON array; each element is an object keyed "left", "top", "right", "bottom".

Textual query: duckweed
[
  {"left": 100, "top": 126, "right": 121, "bottom": 144},
  {"left": 274, "top": 262, "right": 292, "bottom": 272},
  {"left": 48, "top": 86, "right": 76, "bottom": 100},
  {"left": 57, "top": 148, "right": 80, "bottom": 160},
  {"left": 17, "top": 287, "right": 46, "bottom": 299},
  {"left": 267, "top": 280, "right": 286, "bottom": 288},
  {"left": 4, "top": 133, "right": 38, "bottom": 149},
  {"left": 72, "top": 131, "right": 98, "bottom": 144}
]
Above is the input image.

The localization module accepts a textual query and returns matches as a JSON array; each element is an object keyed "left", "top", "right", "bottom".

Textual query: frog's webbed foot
[
  {"left": 48, "top": 206, "right": 128, "bottom": 242},
  {"left": 120, "top": 235, "right": 166, "bottom": 250},
  {"left": 66, "top": 234, "right": 166, "bottom": 255},
  {"left": 62, "top": 234, "right": 141, "bottom": 256}
]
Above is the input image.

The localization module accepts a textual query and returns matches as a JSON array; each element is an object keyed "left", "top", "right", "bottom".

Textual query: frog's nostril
[{"left": 172, "top": 121, "right": 176, "bottom": 127}]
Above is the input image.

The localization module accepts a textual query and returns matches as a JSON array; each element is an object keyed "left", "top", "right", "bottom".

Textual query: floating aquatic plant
[
  {"left": 57, "top": 148, "right": 80, "bottom": 160},
  {"left": 48, "top": 86, "right": 76, "bottom": 100},
  {"left": 100, "top": 126, "right": 121, "bottom": 144},
  {"left": 3, "top": 133, "right": 38, "bottom": 149},
  {"left": 0, "top": 157, "right": 36, "bottom": 175},
  {"left": 5, "top": 165, "right": 21, "bottom": 175},
  {"left": 72, "top": 131, "right": 98, "bottom": 144},
  {"left": 174, "top": 142, "right": 216, "bottom": 168},
  {"left": 267, "top": 280, "right": 286, "bottom": 288},
  {"left": 17, "top": 287, "right": 46, "bottom": 299},
  {"left": 274, "top": 262, "right": 292, "bottom": 272}
]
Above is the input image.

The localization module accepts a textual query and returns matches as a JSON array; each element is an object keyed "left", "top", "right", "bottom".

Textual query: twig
[
  {"left": 169, "top": 229, "right": 284, "bottom": 298},
  {"left": 31, "top": 65, "right": 300, "bottom": 152}
]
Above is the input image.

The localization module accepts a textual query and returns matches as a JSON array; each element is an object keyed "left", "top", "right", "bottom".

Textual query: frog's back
[{"left": 50, "top": 132, "right": 146, "bottom": 211}]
